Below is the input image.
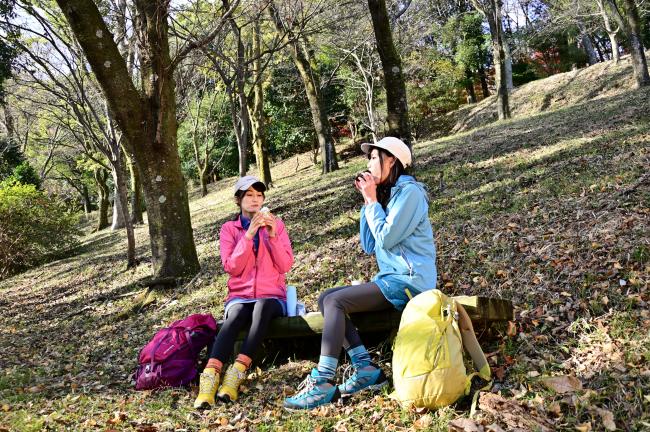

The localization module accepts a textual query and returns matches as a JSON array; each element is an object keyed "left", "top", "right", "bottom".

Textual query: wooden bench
[{"left": 227, "top": 296, "right": 513, "bottom": 340}]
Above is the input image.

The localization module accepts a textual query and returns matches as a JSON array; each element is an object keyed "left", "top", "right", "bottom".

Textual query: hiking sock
[
  {"left": 235, "top": 353, "right": 253, "bottom": 370},
  {"left": 206, "top": 358, "right": 223, "bottom": 374},
  {"left": 347, "top": 345, "right": 371, "bottom": 367},
  {"left": 316, "top": 355, "right": 338, "bottom": 380}
]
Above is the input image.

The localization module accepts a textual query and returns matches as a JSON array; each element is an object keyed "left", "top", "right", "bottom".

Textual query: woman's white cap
[
  {"left": 360, "top": 137, "right": 412, "bottom": 168},
  {"left": 233, "top": 175, "right": 266, "bottom": 195}
]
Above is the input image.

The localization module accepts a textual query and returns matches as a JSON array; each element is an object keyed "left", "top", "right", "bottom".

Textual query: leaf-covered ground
[{"left": 1, "top": 59, "right": 649, "bottom": 431}]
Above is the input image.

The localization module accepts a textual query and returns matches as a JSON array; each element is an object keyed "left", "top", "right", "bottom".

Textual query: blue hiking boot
[
  {"left": 283, "top": 369, "right": 340, "bottom": 410},
  {"left": 338, "top": 362, "right": 388, "bottom": 397}
]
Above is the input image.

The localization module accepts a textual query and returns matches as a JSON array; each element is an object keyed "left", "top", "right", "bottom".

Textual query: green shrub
[{"left": 0, "top": 182, "right": 79, "bottom": 278}]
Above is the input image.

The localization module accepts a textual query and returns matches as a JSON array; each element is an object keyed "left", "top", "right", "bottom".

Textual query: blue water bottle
[{"left": 286, "top": 285, "right": 297, "bottom": 317}]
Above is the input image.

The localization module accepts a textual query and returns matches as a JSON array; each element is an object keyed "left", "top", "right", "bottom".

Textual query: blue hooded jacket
[{"left": 360, "top": 175, "right": 437, "bottom": 310}]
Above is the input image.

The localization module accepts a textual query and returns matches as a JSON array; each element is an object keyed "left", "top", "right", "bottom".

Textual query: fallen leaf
[
  {"left": 449, "top": 418, "right": 481, "bottom": 432},
  {"left": 541, "top": 375, "right": 582, "bottom": 394},
  {"left": 413, "top": 413, "right": 433, "bottom": 429},
  {"left": 596, "top": 408, "right": 616, "bottom": 431},
  {"left": 575, "top": 422, "right": 592, "bottom": 431}
]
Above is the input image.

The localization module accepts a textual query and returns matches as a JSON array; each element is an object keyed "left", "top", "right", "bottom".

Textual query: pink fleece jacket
[{"left": 219, "top": 216, "right": 294, "bottom": 303}]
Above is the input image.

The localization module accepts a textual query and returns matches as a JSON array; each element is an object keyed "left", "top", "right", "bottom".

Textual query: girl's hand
[
  {"left": 263, "top": 212, "right": 277, "bottom": 238},
  {"left": 245, "top": 212, "right": 267, "bottom": 239},
  {"left": 356, "top": 172, "right": 378, "bottom": 204}
]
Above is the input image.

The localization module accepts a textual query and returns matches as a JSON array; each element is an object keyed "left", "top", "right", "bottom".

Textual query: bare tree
[
  {"left": 367, "top": 0, "right": 412, "bottom": 145},
  {"left": 605, "top": 0, "right": 649, "bottom": 87},
  {"left": 469, "top": 0, "right": 511, "bottom": 119},
  {"left": 250, "top": 13, "right": 272, "bottom": 186},
  {"left": 268, "top": 0, "right": 339, "bottom": 173},
  {"left": 49, "top": 0, "right": 240, "bottom": 278},
  {"left": 594, "top": 0, "right": 620, "bottom": 62}
]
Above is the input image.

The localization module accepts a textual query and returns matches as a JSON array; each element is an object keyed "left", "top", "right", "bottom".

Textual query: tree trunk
[
  {"left": 268, "top": 2, "right": 338, "bottom": 173},
  {"left": 367, "top": 0, "right": 412, "bottom": 147},
  {"left": 111, "top": 167, "right": 126, "bottom": 230},
  {"left": 621, "top": 0, "right": 650, "bottom": 87},
  {"left": 593, "top": 35, "right": 606, "bottom": 62},
  {"left": 225, "top": 5, "right": 251, "bottom": 177},
  {"left": 55, "top": 0, "right": 200, "bottom": 278},
  {"left": 480, "top": 0, "right": 511, "bottom": 120},
  {"left": 112, "top": 151, "right": 136, "bottom": 267},
  {"left": 465, "top": 68, "right": 477, "bottom": 103},
  {"left": 94, "top": 167, "right": 110, "bottom": 231},
  {"left": 250, "top": 17, "right": 272, "bottom": 186},
  {"left": 609, "top": 32, "right": 620, "bottom": 63},
  {"left": 606, "top": 0, "right": 650, "bottom": 87},
  {"left": 596, "top": 0, "right": 621, "bottom": 63},
  {"left": 199, "top": 166, "right": 209, "bottom": 197},
  {"left": 126, "top": 151, "right": 144, "bottom": 224},
  {"left": 578, "top": 25, "right": 599, "bottom": 65},
  {"left": 82, "top": 183, "right": 92, "bottom": 214},
  {"left": 503, "top": 38, "right": 514, "bottom": 90},
  {"left": 478, "top": 61, "right": 490, "bottom": 97}
]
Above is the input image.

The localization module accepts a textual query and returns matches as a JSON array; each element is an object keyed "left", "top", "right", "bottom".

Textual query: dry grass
[{"left": 0, "top": 57, "right": 649, "bottom": 431}]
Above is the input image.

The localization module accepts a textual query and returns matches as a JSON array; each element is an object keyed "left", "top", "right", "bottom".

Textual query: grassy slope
[{"left": 0, "top": 55, "right": 648, "bottom": 431}]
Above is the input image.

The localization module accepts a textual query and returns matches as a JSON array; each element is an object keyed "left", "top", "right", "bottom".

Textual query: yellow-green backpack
[{"left": 391, "top": 289, "right": 480, "bottom": 409}]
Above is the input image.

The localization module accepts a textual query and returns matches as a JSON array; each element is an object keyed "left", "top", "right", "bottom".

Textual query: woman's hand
[
  {"left": 262, "top": 212, "right": 277, "bottom": 238},
  {"left": 245, "top": 212, "right": 267, "bottom": 239},
  {"left": 355, "top": 172, "right": 378, "bottom": 204}
]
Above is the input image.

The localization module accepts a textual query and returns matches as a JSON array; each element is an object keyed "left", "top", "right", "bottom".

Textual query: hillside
[
  {"left": 450, "top": 51, "right": 650, "bottom": 133},
  {"left": 0, "top": 58, "right": 648, "bottom": 431}
]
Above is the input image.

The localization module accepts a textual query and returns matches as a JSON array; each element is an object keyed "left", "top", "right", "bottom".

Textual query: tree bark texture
[
  {"left": 55, "top": 0, "right": 200, "bottom": 277},
  {"left": 367, "top": 0, "right": 412, "bottom": 147}
]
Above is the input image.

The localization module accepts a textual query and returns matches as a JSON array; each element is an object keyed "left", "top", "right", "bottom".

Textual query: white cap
[
  {"left": 360, "top": 136, "right": 412, "bottom": 168},
  {"left": 233, "top": 175, "right": 266, "bottom": 195}
]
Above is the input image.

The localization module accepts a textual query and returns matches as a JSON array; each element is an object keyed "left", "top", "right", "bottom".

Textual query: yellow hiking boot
[
  {"left": 217, "top": 362, "right": 247, "bottom": 402},
  {"left": 193, "top": 368, "right": 220, "bottom": 409}
]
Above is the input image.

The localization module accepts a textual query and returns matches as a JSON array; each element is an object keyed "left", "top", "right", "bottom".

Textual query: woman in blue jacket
[{"left": 284, "top": 137, "right": 437, "bottom": 410}]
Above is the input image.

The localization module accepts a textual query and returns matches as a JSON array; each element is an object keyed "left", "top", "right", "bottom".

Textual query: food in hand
[{"left": 355, "top": 170, "right": 371, "bottom": 182}]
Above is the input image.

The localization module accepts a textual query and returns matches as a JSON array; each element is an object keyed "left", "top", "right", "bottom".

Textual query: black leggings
[
  {"left": 209, "top": 299, "right": 283, "bottom": 362},
  {"left": 317, "top": 282, "right": 393, "bottom": 358}
]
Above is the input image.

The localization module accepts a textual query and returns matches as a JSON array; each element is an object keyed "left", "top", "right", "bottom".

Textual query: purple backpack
[{"left": 133, "top": 314, "right": 217, "bottom": 390}]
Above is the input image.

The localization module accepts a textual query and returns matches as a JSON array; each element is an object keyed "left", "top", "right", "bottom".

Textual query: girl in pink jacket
[{"left": 194, "top": 176, "right": 294, "bottom": 409}]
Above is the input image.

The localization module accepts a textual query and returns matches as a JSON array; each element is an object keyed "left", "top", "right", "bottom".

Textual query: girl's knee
[{"left": 317, "top": 290, "right": 331, "bottom": 312}]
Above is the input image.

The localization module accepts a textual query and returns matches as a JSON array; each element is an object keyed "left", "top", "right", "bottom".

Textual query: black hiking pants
[{"left": 209, "top": 299, "right": 283, "bottom": 362}]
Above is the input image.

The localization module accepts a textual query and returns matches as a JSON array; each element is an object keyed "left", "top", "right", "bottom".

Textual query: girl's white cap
[{"left": 360, "top": 136, "right": 412, "bottom": 168}]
